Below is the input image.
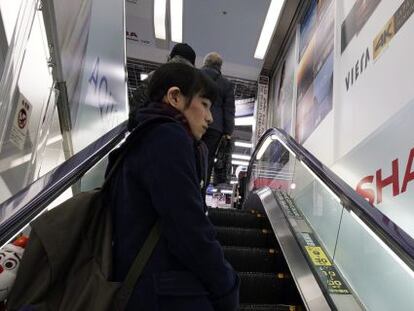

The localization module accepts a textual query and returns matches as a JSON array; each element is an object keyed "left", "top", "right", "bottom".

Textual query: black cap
[{"left": 169, "top": 43, "right": 196, "bottom": 65}]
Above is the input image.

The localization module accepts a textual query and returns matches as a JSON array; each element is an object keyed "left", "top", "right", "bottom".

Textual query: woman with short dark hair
[{"left": 107, "top": 63, "right": 240, "bottom": 311}]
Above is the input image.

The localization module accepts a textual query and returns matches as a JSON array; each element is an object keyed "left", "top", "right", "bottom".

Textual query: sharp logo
[
  {"left": 373, "top": 0, "right": 414, "bottom": 60},
  {"left": 126, "top": 31, "right": 151, "bottom": 45},
  {"left": 356, "top": 147, "right": 414, "bottom": 205}
]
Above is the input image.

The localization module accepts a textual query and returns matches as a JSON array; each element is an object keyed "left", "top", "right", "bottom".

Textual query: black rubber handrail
[
  {"left": 246, "top": 127, "right": 414, "bottom": 270},
  {"left": 0, "top": 121, "right": 128, "bottom": 246}
]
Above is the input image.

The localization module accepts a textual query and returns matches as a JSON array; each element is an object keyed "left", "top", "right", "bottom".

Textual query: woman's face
[
  {"left": 164, "top": 87, "right": 213, "bottom": 140},
  {"left": 182, "top": 94, "right": 213, "bottom": 140}
]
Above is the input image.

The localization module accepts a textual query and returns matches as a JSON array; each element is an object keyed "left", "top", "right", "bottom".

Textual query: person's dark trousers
[{"left": 202, "top": 128, "right": 222, "bottom": 186}]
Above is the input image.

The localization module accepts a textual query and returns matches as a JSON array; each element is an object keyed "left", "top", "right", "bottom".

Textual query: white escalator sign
[{"left": 10, "top": 93, "right": 32, "bottom": 150}]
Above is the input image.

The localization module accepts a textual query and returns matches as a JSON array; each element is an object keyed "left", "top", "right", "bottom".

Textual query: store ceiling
[{"left": 125, "top": 0, "right": 271, "bottom": 81}]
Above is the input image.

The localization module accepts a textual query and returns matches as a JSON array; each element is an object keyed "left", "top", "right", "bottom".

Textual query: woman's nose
[{"left": 206, "top": 111, "right": 213, "bottom": 124}]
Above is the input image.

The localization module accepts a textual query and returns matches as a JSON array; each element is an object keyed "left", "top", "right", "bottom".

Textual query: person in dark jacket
[
  {"left": 107, "top": 63, "right": 240, "bottom": 311},
  {"left": 201, "top": 52, "right": 235, "bottom": 186}
]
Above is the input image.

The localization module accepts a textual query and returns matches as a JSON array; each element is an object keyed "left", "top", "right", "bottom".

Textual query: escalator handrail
[
  {"left": 246, "top": 127, "right": 414, "bottom": 268},
  {"left": 0, "top": 121, "right": 128, "bottom": 246}
]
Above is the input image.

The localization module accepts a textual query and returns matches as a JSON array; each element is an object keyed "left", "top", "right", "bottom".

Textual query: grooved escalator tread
[
  {"left": 239, "top": 272, "right": 301, "bottom": 305},
  {"left": 215, "top": 227, "right": 278, "bottom": 248},
  {"left": 208, "top": 208, "right": 271, "bottom": 229},
  {"left": 223, "top": 246, "right": 286, "bottom": 273}
]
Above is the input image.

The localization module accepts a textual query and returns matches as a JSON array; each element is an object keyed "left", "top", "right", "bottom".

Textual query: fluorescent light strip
[
  {"left": 170, "top": 0, "right": 183, "bottom": 42},
  {"left": 230, "top": 180, "right": 238, "bottom": 184},
  {"left": 232, "top": 160, "right": 250, "bottom": 166},
  {"left": 235, "top": 141, "right": 253, "bottom": 148},
  {"left": 235, "top": 116, "right": 254, "bottom": 126},
  {"left": 154, "top": 0, "right": 167, "bottom": 40},
  {"left": 232, "top": 154, "right": 251, "bottom": 161},
  {"left": 221, "top": 190, "right": 233, "bottom": 194},
  {"left": 350, "top": 211, "right": 414, "bottom": 279},
  {"left": 300, "top": 160, "right": 341, "bottom": 203},
  {"left": 254, "top": 0, "right": 285, "bottom": 59}
]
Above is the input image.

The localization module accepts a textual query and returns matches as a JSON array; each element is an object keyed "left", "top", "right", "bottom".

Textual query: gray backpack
[{"left": 7, "top": 117, "right": 173, "bottom": 311}]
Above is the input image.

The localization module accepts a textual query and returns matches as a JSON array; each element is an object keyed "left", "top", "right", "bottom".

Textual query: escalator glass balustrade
[{"left": 244, "top": 129, "right": 414, "bottom": 311}]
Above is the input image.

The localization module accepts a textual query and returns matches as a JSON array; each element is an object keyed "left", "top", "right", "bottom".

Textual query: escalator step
[
  {"left": 208, "top": 208, "right": 271, "bottom": 229},
  {"left": 239, "top": 272, "right": 300, "bottom": 305},
  {"left": 239, "top": 304, "right": 301, "bottom": 311},
  {"left": 216, "top": 227, "right": 278, "bottom": 248},
  {"left": 223, "top": 246, "right": 286, "bottom": 273}
]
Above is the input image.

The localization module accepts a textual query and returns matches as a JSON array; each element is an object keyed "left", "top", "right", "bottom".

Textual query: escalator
[
  {"left": 0, "top": 124, "right": 414, "bottom": 310},
  {"left": 208, "top": 127, "right": 414, "bottom": 311},
  {"left": 209, "top": 207, "right": 303, "bottom": 310}
]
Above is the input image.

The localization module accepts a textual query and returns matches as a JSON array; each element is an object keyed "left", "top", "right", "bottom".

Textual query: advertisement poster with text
[
  {"left": 333, "top": 0, "right": 414, "bottom": 238},
  {"left": 296, "top": 0, "right": 334, "bottom": 144},
  {"left": 334, "top": 0, "right": 414, "bottom": 159},
  {"left": 274, "top": 38, "right": 297, "bottom": 135},
  {"left": 332, "top": 101, "right": 414, "bottom": 239},
  {"left": 72, "top": 0, "right": 128, "bottom": 153}
]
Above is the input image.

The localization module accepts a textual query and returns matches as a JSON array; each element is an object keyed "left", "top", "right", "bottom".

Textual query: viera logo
[
  {"left": 345, "top": 47, "right": 370, "bottom": 92},
  {"left": 356, "top": 147, "right": 414, "bottom": 205}
]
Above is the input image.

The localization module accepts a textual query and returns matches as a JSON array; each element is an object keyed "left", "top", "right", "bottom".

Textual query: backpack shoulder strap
[
  {"left": 106, "top": 117, "right": 172, "bottom": 308},
  {"left": 116, "top": 220, "right": 161, "bottom": 309}
]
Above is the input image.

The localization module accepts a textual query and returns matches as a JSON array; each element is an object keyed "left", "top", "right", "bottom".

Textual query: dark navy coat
[
  {"left": 107, "top": 110, "right": 239, "bottom": 311},
  {"left": 201, "top": 66, "right": 235, "bottom": 135}
]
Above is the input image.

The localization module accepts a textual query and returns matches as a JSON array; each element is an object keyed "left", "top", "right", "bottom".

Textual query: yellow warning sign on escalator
[{"left": 305, "top": 246, "right": 332, "bottom": 266}]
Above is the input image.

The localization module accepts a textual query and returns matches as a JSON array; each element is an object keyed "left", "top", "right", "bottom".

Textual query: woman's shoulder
[{"left": 144, "top": 121, "right": 193, "bottom": 149}]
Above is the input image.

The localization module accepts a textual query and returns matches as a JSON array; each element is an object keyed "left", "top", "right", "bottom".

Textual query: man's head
[
  {"left": 203, "top": 52, "right": 223, "bottom": 70},
  {"left": 168, "top": 43, "right": 196, "bottom": 66}
]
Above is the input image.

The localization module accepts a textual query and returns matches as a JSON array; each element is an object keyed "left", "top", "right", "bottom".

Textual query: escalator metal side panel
[{"left": 255, "top": 187, "right": 332, "bottom": 311}]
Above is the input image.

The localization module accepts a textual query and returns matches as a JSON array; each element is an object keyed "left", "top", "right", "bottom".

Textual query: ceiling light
[
  {"left": 254, "top": 0, "right": 286, "bottom": 59},
  {"left": 154, "top": 0, "right": 167, "bottom": 40},
  {"left": 235, "top": 116, "right": 254, "bottom": 126},
  {"left": 232, "top": 154, "right": 251, "bottom": 161},
  {"left": 220, "top": 189, "right": 233, "bottom": 194},
  {"left": 235, "top": 141, "right": 253, "bottom": 148},
  {"left": 140, "top": 73, "right": 149, "bottom": 81},
  {"left": 170, "top": 0, "right": 183, "bottom": 42},
  {"left": 232, "top": 160, "right": 250, "bottom": 166}
]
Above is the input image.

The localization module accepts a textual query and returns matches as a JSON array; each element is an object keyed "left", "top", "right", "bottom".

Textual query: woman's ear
[{"left": 164, "top": 87, "right": 184, "bottom": 110}]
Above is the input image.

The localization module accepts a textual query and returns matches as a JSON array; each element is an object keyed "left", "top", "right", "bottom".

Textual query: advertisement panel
[
  {"left": 53, "top": 0, "right": 93, "bottom": 116},
  {"left": 274, "top": 37, "right": 297, "bottom": 136},
  {"left": 334, "top": 0, "right": 414, "bottom": 159},
  {"left": 332, "top": 100, "right": 414, "bottom": 239},
  {"left": 296, "top": 0, "right": 334, "bottom": 144},
  {"left": 71, "top": 0, "right": 128, "bottom": 152},
  {"left": 333, "top": 0, "right": 414, "bottom": 239}
]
